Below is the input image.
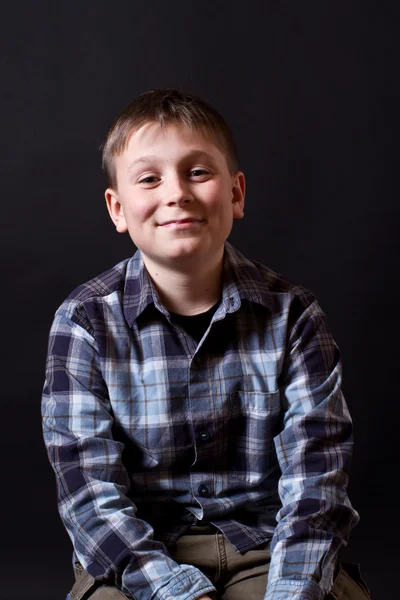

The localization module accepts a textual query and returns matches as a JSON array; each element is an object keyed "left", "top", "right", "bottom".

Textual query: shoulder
[
  {"left": 253, "top": 258, "right": 315, "bottom": 305},
  {"left": 54, "top": 257, "right": 132, "bottom": 334},
  {"left": 225, "top": 242, "right": 317, "bottom": 315},
  {"left": 65, "top": 258, "right": 130, "bottom": 304}
]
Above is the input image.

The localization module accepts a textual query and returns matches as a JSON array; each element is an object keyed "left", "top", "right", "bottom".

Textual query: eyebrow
[
  {"left": 127, "top": 150, "right": 218, "bottom": 172},
  {"left": 127, "top": 157, "right": 155, "bottom": 173}
]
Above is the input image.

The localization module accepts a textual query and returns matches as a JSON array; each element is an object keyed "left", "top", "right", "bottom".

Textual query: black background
[{"left": 2, "top": 2, "right": 399, "bottom": 598}]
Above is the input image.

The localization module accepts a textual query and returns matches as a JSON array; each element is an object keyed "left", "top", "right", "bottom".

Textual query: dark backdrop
[{"left": 2, "top": 2, "right": 398, "bottom": 598}]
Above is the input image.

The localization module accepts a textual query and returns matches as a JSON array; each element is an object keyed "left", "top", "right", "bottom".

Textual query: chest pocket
[
  {"left": 226, "top": 389, "right": 282, "bottom": 485},
  {"left": 230, "top": 389, "right": 281, "bottom": 415}
]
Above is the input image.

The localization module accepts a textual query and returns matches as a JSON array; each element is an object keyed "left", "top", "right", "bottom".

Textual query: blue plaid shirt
[{"left": 42, "top": 242, "right": 359, "bottom": 600}]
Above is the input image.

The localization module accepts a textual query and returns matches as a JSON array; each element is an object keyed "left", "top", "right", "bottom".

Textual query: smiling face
[{"left": 105, "top": 122, "right": 245, "bottom": 274}]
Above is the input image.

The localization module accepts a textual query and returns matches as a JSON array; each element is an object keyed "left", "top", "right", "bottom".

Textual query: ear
[
  {"left": 231, "top": 171, "right": 245, "bottom": 220},
  {"left": 105, "top": 188, "right": 128, "bottom": 233}
]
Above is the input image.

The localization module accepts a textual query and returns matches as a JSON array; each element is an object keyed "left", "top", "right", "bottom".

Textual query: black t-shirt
[{"left": 169, "top": 303, "right": 219, "bottom": 343}]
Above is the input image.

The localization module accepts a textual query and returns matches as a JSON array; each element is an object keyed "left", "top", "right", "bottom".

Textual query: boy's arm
[
  {"left": 42, "top": 309, "right": 215, "bottom": 600},
  {"left": 265, "top": 298, "right": 359, "bottom": 600}
]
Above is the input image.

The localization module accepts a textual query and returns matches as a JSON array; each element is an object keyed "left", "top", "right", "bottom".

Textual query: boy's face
[{"left": 105, "top": 122, "right": 245, "bottom": 272}]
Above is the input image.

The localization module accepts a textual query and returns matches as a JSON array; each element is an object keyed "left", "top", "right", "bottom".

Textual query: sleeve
[
  {"left": 265, "top": 298, "right": 359, "bottom": 600},
  {"left": 41, "top": 307, "right": 215, "bottom": 600}
]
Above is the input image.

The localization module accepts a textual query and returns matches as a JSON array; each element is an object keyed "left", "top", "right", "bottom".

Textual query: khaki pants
[{"left": 69, "top": 527, "right": 370, "bottom": 600}]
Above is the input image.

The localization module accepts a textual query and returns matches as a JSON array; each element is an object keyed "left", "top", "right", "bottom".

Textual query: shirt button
[
  {"left": 199, "top": 430, "right": 210, "bottom": 442},
  {"left": 198, "top": 484, "right": 210, "bottom": 498}
]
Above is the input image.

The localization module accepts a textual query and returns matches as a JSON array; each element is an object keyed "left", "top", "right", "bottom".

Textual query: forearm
[
  {"left": 47, "top": 437, "right": 215, "bottom": 600},
  {"left": 42, "top": 313, "right": 215, "bottom": 600},
  {"left": 265, "top": 300, "right": 359, "bottom": 598},
  {"left": 266, "top": 497, "right": 356, "bottom": 599},
  {"left": 42, "top": 408, "right": 217, "bottom": 600},
  {"left": 266, "top": 403, "right": 358, "bottom": 597}
]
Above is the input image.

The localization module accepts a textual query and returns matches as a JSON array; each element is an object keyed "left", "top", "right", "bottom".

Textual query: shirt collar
[
  {"left": 123, "top": 241, "right": 274, "bottom": 327},
  {"left": 221, "top": 241, "right": 275, "bottom": 313}
]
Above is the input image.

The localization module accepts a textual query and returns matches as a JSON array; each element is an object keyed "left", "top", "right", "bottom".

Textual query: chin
[{"left": 168, "top": 240, "right": 206, "bottom": 256}]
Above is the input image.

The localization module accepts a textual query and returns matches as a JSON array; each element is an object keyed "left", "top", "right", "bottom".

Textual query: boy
[{"left": 42, "top": 89, "right": 369, "bottom": 600}]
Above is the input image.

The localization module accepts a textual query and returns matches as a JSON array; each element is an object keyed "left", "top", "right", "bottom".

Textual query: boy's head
[
  {"left": 103, "top": 89, "right": 245, "bottom": 275},
  {"left": 102, "top": 88, "right": 239, "bottom": 189}
]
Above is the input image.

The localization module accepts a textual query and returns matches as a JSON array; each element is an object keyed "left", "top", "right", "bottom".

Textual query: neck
[{"left": 143, "top": 251, "right": 224, "bottom": 316}]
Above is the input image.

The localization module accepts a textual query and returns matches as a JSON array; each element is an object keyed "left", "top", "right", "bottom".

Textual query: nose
[{"left": 164, "top": 174, "right": 193, "bottom": 206}]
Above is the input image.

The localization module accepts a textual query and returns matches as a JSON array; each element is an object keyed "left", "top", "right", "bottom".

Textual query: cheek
[
  {"left": 126, "top": 200, "right": 156, "bottom": 223},
  {"left": 207, "top": 182, "right": 232, "bottom": 208}
]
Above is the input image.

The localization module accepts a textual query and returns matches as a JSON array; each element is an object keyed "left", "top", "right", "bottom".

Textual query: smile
[{"left": 159, "top": 218, "right": 205, "bottom": 229}]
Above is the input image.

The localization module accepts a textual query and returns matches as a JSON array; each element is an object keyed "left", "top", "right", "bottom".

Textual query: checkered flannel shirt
[{"left": 42, "top": 242, "right": 359, "bottom": 600}]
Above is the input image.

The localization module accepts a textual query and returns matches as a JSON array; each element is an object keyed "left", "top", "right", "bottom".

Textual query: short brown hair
[{"left": 101, "top": 88, "right": 239, "bottom": 188}]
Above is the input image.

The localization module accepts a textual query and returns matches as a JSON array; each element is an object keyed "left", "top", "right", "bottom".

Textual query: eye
[
  {"left": 189, "top": 169, "right": 211, "bottom": 180},
  {"left": 138, "top": 175, "right": 159, "bottom": 186}
]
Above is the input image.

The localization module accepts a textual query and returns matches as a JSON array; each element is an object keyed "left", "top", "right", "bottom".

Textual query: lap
[
  {"left": 69, "top": 530, "right": 369, "bottom": 600},
  {"left": 169, "top": 529, "right": 369, "bottom": 600}
]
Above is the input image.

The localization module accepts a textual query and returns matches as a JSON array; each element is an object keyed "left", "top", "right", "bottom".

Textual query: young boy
[{"left": 42, "top": 89, "right": 369, "bottom": 600}]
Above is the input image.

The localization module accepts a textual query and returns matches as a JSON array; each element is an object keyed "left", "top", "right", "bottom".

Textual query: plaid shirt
[{"left": 42, "top": 242, "right": 359, "bottom": 600}]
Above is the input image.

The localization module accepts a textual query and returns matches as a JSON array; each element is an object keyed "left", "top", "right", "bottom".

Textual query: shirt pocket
[
  {"left": 230, "top": 389, "right": 281, "bottom": 416},
  {"left": 226, "top": 389, "right": 282, "bottom": 486}
]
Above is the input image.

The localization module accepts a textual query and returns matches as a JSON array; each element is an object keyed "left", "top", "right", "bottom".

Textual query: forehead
[{"left": 121, "top": 121, "right": 227, "bottom": 162}]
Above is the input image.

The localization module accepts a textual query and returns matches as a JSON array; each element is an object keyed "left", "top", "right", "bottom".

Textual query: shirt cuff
[
  {"left": 265, "top": 578, "right": 325, "bottom": 600},
  {"left": 122, "top": 564, "right": 216, "bottom": 600}
]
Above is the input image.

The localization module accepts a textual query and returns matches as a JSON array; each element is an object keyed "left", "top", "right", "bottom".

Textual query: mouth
[{"left": 158, "top": 218, "right": 205, "bottom": 227}]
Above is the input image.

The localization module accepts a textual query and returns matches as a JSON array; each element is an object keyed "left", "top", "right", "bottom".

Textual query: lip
[{"left": 159, "top": 218, "right": 204, "bottom": 227}]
